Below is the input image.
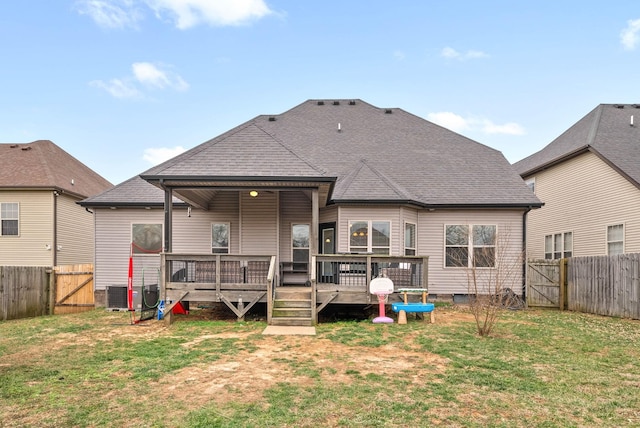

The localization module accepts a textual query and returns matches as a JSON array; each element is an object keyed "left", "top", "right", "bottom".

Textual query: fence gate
[
  {"left": 54, "top": 264, "right": 95, "bottom": 315},
  {"left": 526, "top": 259, "right": 565, "bottom": 309}
]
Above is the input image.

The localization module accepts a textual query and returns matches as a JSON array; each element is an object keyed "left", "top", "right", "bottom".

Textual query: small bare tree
[{"left": 447, "top": 225, "right": 524, "bottom": 336}]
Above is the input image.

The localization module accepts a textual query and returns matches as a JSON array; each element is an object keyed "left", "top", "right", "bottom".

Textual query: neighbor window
[
  {"left": 405, "top": 222, "right": 416, "bottom": 256},
  {"left": 212, "top": 223, "right": 229, "bottom": 254},
  {"left": 132, "top": 223, "right": 162, "bottom": 254},
  {"left": 349, "top": 220, "right": 390, "bottom": 254},
  {"left": 445, "top": 224, "right": 496, "bottom": 268},
  {"left": 607, "top": 224, "right": 624, "bottom": 255},
  {"left": 544, "top": 232, "right": 572, "bottom": 259},
  {"left": 525, "top": 178, "right": 536, "bottom": 194},
  {"left": 1, "top": 202, "right": 19, "bottom": 236},
  {"left": 292, "top": 224, "right": 310, "bottom": 268}
]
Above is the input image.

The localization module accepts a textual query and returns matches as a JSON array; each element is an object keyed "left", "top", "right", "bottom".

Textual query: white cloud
[
  {"left": 147, "top": 0, "right": 272, "bottom": 29},
  {"left": 143, "top": 146, "right": 187, "bottom": 164},
  {"left": 76, "top": 0, "right": 143, "bottom": 29},
  {"left": 78, "top": 0, "right": 273, "bottom": 29},
  {"left": 481, "top": 120, "right": 524, "bottom": 135},
  {"left": 441, "top": 46, "right": 489, "bottom": 61},
  {"left": 132, "top": 62, "right": 189, "bottom": 91},
  {"left": 427, "top": 112, "right": 525, "bottom": 136},
  {"left": 393, "top": 50, "right": 406, "bottom": 61},
  {"left": 91, "top": 62, "right": 188, "bottom": 98},
  {"left": 621, "top": 19, "right": 640, "bottom": 50},
  {"left": 427, "top": 112, "right": 470, "bottom": 132},
  {"left": 89, "top": 78, "right": 141, "bottom": 99}
]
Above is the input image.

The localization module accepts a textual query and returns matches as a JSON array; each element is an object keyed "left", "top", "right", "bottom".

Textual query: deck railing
[
  {"left": 160, "top": 253, "right": 428, "bottom": 306},
  {"left": 160, "top": 253, "right": 276, "bottom": 303},
  {"left": 314, "top": 254, "right": 429, "bottom": 291}
]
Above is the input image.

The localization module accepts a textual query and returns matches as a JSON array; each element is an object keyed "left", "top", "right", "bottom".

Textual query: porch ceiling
[{"left": 141, "top": 177, "right": 335, "bottom": 210}]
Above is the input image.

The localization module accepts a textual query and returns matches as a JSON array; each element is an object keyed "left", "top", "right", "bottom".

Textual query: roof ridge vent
[
  {"left": 349, "top": 100, "right": 356, "bottom": 105},
  {"left": 614, "top": 104, "right": 625, "bottom": 109},
  {"left": 384, "top": 109, "right": 392, "bottom": 114},
  {"left": 632, "top": 104, "right": 640, "bottom": 109}
]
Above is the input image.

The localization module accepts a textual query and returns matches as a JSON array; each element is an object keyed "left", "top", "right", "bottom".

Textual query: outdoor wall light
[{"left": 249, "top": 190, "right": 259, "bottom": 197}]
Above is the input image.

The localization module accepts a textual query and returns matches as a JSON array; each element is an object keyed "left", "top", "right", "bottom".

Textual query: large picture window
[
  {"left": 445, "top": 224, "right": 496, "bottom": 268},
  {"left": 1, "top": 202, "right": 19, "bottom": 236},
  {"left": 132, "top": 223, "right": 162, "bottom": 254},
  {"left": 349, "top": 220, "right": 390, "bottom": 254},
  {"left": 212, "top": 223, "right": 229, "bottom": 254}
]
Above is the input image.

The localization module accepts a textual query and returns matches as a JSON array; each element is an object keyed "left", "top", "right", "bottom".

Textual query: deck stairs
[{"left": 271, "top": 287, "right": 314, "bottom": 326}]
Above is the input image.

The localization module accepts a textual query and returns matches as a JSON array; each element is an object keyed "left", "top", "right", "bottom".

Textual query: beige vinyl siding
[
  {"left": 279, "top": 191, "right": 311, "bottom": 263},
  {"left": 240, "top": 191, "right": 277, "bottom": 255},
  {"left": 172, "top": 191, "right": 240, "bottom": 254},
  {"left": 0, "top": 190, "right": 53, "bottom": 266},
  {"left": 337, "top": 206, "right": 402, "bottom": 254},
  {"left": 319, "top": 205, "right": 338, "bottom": 225},
  {"left": 94, "top": 209, "right": 165, "bottom": 291},
  {"left": 526, "top": 152, "right": 640, "bottom": 258},
  {"left": 418, "top": 209, "right": 524, "bottom": 295},
  {"left": 56, "top": 194, "right": 95, "bottom": 265}
]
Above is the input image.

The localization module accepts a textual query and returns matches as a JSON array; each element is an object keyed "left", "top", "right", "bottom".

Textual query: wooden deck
[{"left": 160, "top": 253, "right": 429, "bottom": 325}]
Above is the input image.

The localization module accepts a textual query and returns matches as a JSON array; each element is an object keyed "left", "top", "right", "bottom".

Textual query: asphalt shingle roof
[
  {"left": 0, "top": 140, "right": 112, "bottom": 198},
  {"left": 514, "top": 104, "right": 640, "bottom": 188},
  {"left": 84, "top": 99, "right": 541, "bottom": 208}
]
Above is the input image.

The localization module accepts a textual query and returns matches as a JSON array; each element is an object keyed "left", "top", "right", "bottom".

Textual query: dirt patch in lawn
[{"left": 156, "top": 332, "right": 449, "bottom": 409}]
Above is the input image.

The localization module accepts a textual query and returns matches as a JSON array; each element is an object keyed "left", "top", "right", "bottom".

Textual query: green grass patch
[{"left": 1, "top": 308, "right": 640, "bottom": 427}]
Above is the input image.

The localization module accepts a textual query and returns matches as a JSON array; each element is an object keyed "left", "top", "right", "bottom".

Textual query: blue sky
[{"left": 2, "top": 1, "right": 639, "bottom": 185}]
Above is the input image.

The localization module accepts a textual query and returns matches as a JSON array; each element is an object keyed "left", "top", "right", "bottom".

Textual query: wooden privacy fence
[
  {"left": 568, "top": 253, "right": 640, "bottom": 319},
  {"left": 526, "top": 259, "right": 565, "bottom": 309},
  {"left": 0, "top": 264, "right": 95, "bottom": 320},
  {"left": 53, "top": 264, "right": 95, "bottom": 315},
  {"left": 0, "top": 266, "right": 50, "bottom": 321}
]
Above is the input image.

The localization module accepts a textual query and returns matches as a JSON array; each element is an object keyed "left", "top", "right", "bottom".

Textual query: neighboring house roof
[
  {"left": 514, "top": 104, "right": 640, "bottom": 189},
  {"left": 0, "top": 140, "right": 112, "bottom": 198},
  {"left": 83, "top": 99, "right": 541, "bottom": 209}
]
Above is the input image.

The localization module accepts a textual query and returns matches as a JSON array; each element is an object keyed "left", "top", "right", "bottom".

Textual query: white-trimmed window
[
  {"left": 349, "top": 220, "right": 390, "bottom": 254},
  {"left": 445, "top": 224, "right": 496, "bottom": 268},
  {"left": 607, "top": 224, "right": 624, "bottom": 255},
  {"left": 544, "top": 232, "right": 572, "bottom": 259},
  {"left": 405, "top": 222, "right": 416, "bottom": 256},
  {"left": 292, "top": 224, "right": 310, "bottom": 268},
  {"left": 212, "top": 223, "right": 229, "bottom": 254},
  {"left": 132, "top": 223, "right": 162, "bottom": 254},
  {"left": 525, "top": 178, "right": 536, "bottom": 194},
  {"left": 1, "top": 202, "right": 19, "bottom": 236}
]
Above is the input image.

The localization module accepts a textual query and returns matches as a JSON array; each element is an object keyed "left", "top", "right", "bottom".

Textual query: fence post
[
  {"left": 559, "top": 259, "right": 566, "bottom": 311},
  {"left": 47, "top": 268, "right": 56, "bottom": 315}
]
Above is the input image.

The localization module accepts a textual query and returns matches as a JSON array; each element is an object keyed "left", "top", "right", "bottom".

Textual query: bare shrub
[{"left": 447, "top": 226, "right": 524, "bottom": 336}]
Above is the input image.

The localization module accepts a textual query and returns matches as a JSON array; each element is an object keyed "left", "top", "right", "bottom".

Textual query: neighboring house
[
  {"left": 0, "top": 140, "right": 112, "bottom": 267},
  {"left": 514, "top": 104, "right": 640, "bottom": 260},
  {"left": 80, "top": 99, "right": 540, "bottom": 323}
]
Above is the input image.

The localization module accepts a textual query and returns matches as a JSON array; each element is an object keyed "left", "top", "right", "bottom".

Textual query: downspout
[
  {"left": 522, "top": 207, "right": 532, "bottom": 302},
  {"left": 53, "top": 191, "right": 59, "bottom": 266}
]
